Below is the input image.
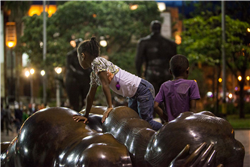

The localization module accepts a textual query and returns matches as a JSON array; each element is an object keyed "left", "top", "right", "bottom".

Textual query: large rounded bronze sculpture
[
  {"left": 1, "top": 107, "right": 245, "bottom": 167},
  {"left": 1, "top": 107, "right": 131, "bottom": 167}
]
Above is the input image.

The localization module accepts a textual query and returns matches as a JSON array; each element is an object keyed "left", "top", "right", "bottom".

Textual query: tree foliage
[
  {"left": 179, "top": 11, "right": 250, "bottom": 118},
  {"left": 21, "top": 1, "right": 161, "bottom": 73}
]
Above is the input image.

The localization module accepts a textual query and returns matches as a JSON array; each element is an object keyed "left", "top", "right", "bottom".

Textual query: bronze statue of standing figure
[
  {"left": 136, "top": 20, "right": 177, "bottom": 94},
  {"left": 65, "top": 38, "right": 92, "bottom": 111}
]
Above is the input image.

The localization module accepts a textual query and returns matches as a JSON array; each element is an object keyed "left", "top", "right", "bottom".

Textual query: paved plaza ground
[{"left": 1, "top": 124, "right": 249, "bottom": 167}]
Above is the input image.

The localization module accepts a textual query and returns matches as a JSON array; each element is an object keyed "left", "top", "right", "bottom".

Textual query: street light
[
  {"left": 238, "top": 76, "right": 242, "bottom": 81},
  {"left": 246, "top": 76, "right": 250, "bottom": 81},
  {"left": 6, "top": 22, "right": 17, "bottom": 103},
  {"left": 41, "top": 70, "right": 45, "bottom": 76},
  {"left": 25, "top": 68, "right": 35, "bottom": 104},
  {"left": 54, "top": 67, "right": 62, "bottom": 107},
  {"left": 218, "top": 78, "right": 222, "bottom": 83}
]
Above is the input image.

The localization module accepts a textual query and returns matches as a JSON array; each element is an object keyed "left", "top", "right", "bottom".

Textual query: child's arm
[
  {"left": 189, "top": 99, "right": 197, "bottom": 113},
  {"left": 73, "top": 84, "right": 97, "bottom": 123},
  {"left": 154, "top": 101, "right": 168, "bottom": 122},
  {"left": 98, "top": 71, "right": 113, "bottom": 123}
]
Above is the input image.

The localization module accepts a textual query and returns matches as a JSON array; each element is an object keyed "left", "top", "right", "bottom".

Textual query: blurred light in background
[
  {"left": 40, "top": 42, "right": 43, "bottom": 48},
  {"left": 7, "top": 42, "right": 14, "bottom": 48},
  {"left": 175, "top": 34, "right": 181, "bottom": 44},
  {"left": 228, "top": 93, "right": 233, "bottom": 99},
  {"left": 28, "top": 5, "right": 57, "bottom": 17},
  {"left": 22, "top": 53, "right": 29, "bottom": 67},
  {"left": 247, "top": 76, "right": 250, "bottom": 81},
  {"left": 238, "top": 76, "right": 242, "bottom": 81},
  {"left": 6, "top": 22, "right": 16, "bottom": 48},
  {"left": 30, "top": 68, "right": 35, "bottom": 75},
  {"left": 25, "top": 71, "right": 30, "bottom": 77},
  {"left": 218, "top": 78, "right": 222, "bottom": 83},
  {"left": 25, "top": 68, "right": 35, "bottom": 77},
  {"left": 157, "top": 2, "right": 166, "bottom": 12},
  {"left": 130, "top": 4, "right": 138, "bottom": 10},
  {"left": 41, "top": 70, "right": 45, "bottom": 76},
  {"left": 207, "top": 91, "right": 213, "bottom": 98},
  {"left": 54, "top": 67, "right": 62, "bottom": 74},
  {"left": 247, "top": 28, "right": 250, "bottom": 32},
  {"left": 100, "top": 40, "right": 107, "bottom": 47},
  {"left": 70, "top": 40, "right": 76, "bottom": 48}
]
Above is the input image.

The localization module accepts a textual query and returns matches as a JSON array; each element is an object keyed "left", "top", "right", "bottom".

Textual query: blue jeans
[{"left": 128, "top": 79, "right": 162, "bottom": 131}]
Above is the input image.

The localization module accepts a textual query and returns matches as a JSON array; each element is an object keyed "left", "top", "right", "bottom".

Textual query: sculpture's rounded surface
[
  {"left": 1, "top": 107, "right": 245, "bottom": 167},
  {"left": 145, "top": 112, "right": 245, "bottom": 167},
  {"left": 1, "top": 107, "right": 132, "bottom": 167},
  {"left": 86, "top": 114, "right": 103, "bottom": 132},
  {"left": 102, "top": 106, "right": 141, "bottom": 133}
]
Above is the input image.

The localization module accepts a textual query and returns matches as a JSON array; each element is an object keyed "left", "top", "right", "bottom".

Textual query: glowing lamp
[
  {"left": 100, "top": 40, "right": 107, "bottom": 47},
  {"left": 55, "top": 67, "right": 62, "bottom": 74},
  {"left": 41, "top": 70, "right": 45, "bottom": 76},
  {"left": 238, "top": 76, "right": 242, "bottom": 81},
  {"left": 6, "top": 22, "right": 16, "bottom": 48}
]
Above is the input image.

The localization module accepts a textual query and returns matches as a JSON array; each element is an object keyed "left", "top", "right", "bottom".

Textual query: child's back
[
  {"left": 154, "top": 54, "right": 200, "bottom": 122},
  {"left": 155, "top": 79, "right": 200, "bottom": 121}
]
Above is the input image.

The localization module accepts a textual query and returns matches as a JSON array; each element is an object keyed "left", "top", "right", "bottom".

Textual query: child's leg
[
  {"left": 128, "top": 97, "right": 138, "bottom": 114},
  {"left": 136, "top": 79, "right": 162, "bottom": 131}
]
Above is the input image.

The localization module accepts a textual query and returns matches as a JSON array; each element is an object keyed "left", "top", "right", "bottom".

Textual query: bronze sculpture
[
  {"left": 1, "top": 107, "right": 245, "bottom": 167},
  {"left": 65, "top": 38, "right": 92, "bottom": 111},
  {"left": 135, "top": 20, "right": 177, "bottom": 93}
]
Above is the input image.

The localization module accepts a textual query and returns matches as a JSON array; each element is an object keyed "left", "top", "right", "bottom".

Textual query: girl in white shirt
[{"left": 73, "top": 37, "right": 162, "bottom": 131}]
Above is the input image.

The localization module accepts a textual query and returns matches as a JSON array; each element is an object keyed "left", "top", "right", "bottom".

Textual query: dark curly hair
[
  {"left": 77, "top": 37, "right": 100, "bottom": 58},
  {"left": 170, "top": 54, "right": 189, "bottom": 77}
]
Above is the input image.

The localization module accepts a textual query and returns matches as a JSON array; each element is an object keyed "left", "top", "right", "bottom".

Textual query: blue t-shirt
[{"left": 154, "top": 79, "right": 200, "bottom": 122}]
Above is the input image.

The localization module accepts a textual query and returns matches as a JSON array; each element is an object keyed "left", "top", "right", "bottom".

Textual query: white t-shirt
[{"left": 90, "top": 57, "right": 141, "bottom": 97}]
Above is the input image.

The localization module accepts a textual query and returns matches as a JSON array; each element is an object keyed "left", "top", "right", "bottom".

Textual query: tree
[
  {"left": 21, "top": 1, "right": 161, "bottom": 72},
  {"left": 20, "top": 1, "right": 161, "bottom": 101},
  {"left": 179, "top": 14, "right": 250, "bottom": 118}
]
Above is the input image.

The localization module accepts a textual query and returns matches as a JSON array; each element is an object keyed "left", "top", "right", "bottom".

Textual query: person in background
[
  {"left": 14, "top": 102, "right": 23, "bottom": 133},
  {"left": 1, "top": 103, "right": 6, "bottom": 132},
  {"left": 5, "top": 105, "right": 13, "bottom": 135},
  {"left": 29, "top": 103, "right": 37, "bottom": 114},
  {"left": 73, "top": 37, "right": 162, "bottom": 131},
  {"left": 22, "top": 106, "right": 29, "bottom": 123},
  {"left": 154, "top": 54, "right": 201, "bottom": 123}
]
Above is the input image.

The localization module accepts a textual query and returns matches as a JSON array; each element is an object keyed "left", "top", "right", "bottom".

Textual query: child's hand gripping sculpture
[
  {"left": 102, "top": 107, "right": 113, "bottom": 123},
  {"left": 73, "top": 115, "right": 88, "bottom": 124}
]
